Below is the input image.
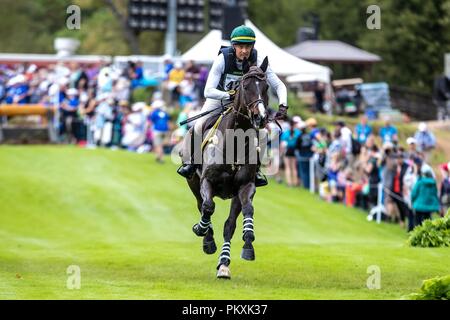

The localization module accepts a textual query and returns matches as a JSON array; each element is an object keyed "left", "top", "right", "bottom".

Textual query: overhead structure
[{"left": 182, "top": 20, "right": 331, "bottom": 81}]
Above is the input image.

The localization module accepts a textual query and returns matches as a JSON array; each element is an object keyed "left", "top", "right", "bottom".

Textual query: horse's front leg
[
  {"left": 189, "top": 178, "right": 216, "bottom": 255},
  {"left": 217, "top": 196, "right": 241, "bottom": 279},
  {"left": 238, "top": 182, "right": 256, "bottom": 261},
  {"left": 192, "top": 178, "right": 215, "bottom": 237}
]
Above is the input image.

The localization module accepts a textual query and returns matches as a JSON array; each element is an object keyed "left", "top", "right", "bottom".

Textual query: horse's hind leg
[
  {"left": 238, "top": 182, "right": 256, "bottom": 261},
  {"left": 217, "top": 196, "right": 241, "bottom": 279}
]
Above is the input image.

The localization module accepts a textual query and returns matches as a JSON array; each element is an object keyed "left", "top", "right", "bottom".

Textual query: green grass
[{"left": 0, "top": 146, "right": 448, "bottom": 299}]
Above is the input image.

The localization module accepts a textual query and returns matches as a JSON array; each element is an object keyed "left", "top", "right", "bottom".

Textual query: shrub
[
  {"left": 407, "top": 214, "right": 450, "bottom": 248},
  {"left": 131, "top": 87, "right": 155, "bottom": 104},
  {"left": 404, "top": 275, "right": 450, "bottom": 300}
]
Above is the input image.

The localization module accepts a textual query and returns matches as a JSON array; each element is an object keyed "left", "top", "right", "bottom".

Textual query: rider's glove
[
  {"left": 227, "top": 90, "right": 237, "bottom": 101},
  {"left": 275, "top": 104, "right": 289, "bottom": 120}
]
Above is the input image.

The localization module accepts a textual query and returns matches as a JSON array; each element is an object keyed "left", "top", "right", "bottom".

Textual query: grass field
[{"left": 0, "top": 146, "right": 448, "bottom": 299}]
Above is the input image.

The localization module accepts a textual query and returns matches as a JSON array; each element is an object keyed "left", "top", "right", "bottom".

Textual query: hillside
[{"left": 0, "top": 146, "right": 448, "bottom": 299}]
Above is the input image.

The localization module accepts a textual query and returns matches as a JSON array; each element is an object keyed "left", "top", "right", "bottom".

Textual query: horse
[{"left": 184, "top": 57, "right": 271, "bottom": 279}]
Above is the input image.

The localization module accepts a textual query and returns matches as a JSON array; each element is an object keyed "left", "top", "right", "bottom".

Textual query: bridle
[{"left": 233, "top": 68, "right": 268, "bottom": 129}]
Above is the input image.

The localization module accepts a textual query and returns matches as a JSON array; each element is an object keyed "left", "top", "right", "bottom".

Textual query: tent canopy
[
  {"left": 285, "top": 40, "right": 381, "bottom": 64},
  {"left": 182, "top": 20, "right": 331, "bottom": 82}
]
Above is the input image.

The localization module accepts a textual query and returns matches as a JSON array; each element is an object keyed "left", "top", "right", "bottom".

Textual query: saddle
[{"left": 200, "top": 107, "right": 233, "bottom": 152}]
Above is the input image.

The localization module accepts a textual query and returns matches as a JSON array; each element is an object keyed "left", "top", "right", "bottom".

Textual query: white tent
[
  {"left": 182, "top": 20, "right": 331, "bottom": 82},
  {"left": 285, "top": 72, "right": 331, "bottom": 84}
]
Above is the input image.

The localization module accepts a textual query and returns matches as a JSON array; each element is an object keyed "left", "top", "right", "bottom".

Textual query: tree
[
  {"left": 103, "top": 0, "right": 140, "bottom": 54},
  {"left": 0, "top": 0, "right": 69, "bottom": 53},
  {"left": 359, "top": 0, "right": 450, "bottom": 93}
]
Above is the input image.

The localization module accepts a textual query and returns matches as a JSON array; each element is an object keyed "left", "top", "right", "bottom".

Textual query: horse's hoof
[
  {"left": 203, "top": 239, "right": 217, "bottom": 255},
  {"left": 192, "top": 223, "right": 208, "bottom": 237},
  {"left": 241, "top": 248, "right": 255, "bottom": 261},
  {"left": 216, "top": 265, "right": 231, "bottom": 279}
]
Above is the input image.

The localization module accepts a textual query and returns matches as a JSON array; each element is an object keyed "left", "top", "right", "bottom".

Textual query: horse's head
[{"left": 235, "top": 56, "right": 270, "bottom": 129}]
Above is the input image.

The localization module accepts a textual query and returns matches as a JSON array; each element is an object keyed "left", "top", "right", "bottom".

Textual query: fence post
[
  {"left": 309, "top": 157, "right": 315, "bottom": 194},
  {"left": 376, "top": 183, "right": 383, "bottom": 224},
  {"left": 53, "top": 87, "right": 60, "bottom": 141}
]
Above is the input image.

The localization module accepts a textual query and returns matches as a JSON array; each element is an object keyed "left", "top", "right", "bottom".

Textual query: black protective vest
[{"left": 217, "top": 46, "right": 258, "bottom": 92}]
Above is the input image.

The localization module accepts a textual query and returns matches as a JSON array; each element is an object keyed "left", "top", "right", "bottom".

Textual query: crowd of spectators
[
  {"left": 0, "top": 58, "right": 208, "bottom": 162},
  {"left": 276, "top": 114, "right": 448, "bottom": 231}
]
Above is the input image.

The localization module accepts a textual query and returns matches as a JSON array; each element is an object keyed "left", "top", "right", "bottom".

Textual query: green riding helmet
[{"left": 230, "top": 25, "right": 256, "bottom": 44}]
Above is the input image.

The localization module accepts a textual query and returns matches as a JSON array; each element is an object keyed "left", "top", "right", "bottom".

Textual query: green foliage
[
  {"left": 0, "top": 0, "right": 69, "bottom": 53},
  {"left": 287, "top": 91, "right": 309, "bottom": 118},
  {"left": 404, "top": 275, "right": 450, "bottom": 300},
  {"left": 408, "top": 214, "right": 450, "bottom": 248},
  {"left": 359, "top": 0, "right": 450, "bottom": 93},
  {"left": 139, "top": 31, "right": 166, "bottom": 56},
  {"left": 250, "top": 0, "right": 450, "bottom": 93},
  {"left": 248, "top": 0, "right": 316, "bottom": 47},
  {"left": 131, "top": 86, "right": 156, "bottom": 104},
  {"left": 56, "top": 7, "right": 131, "bottom": 55},
  {"left": 168, "top": 107, "right": 181, "bottom": 123},
  {"left": 1, "top": 0, "right": 448, "bottom": 94}
]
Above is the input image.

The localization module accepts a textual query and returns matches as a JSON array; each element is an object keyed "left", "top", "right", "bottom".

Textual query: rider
[{"left": 177, "top": 25, "right": 289, "bottom": 186}]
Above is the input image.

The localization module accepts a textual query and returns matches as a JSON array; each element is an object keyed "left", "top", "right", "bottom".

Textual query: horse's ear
[
  {"left": 260, "top": 56, "right": 269, "bottom": 73},
  {"left": 242, "top": 58, "right": 250, "bottom": 74}
]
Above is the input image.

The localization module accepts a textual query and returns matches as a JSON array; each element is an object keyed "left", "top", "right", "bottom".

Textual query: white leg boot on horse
[
  {"left": 239, "top": 182, "right": 256, "bottom": 261},
  {"left": 216, "top": 197, "right": 242, "bottom": 279},
  {"left": 189, "top": 171, "right": 217, "bottom": 255},
  {"left": 192, "top": 178, "right": 216, "bottom": 251}
]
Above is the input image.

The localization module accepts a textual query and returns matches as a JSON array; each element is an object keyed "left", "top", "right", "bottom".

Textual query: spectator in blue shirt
[
  {"left": 129, "top": 61, "right": 144, "bottom": 89},
  {"left": 60, "top": 88, "right": 81, "bottom": 143},
  {"left": 150, "top": 100, "right": 170, "bottom": 163},
  {"left": 0, "top": 74, "right": 6, "bottom": 103},
  {"left": 163, "top": 55, "right": 174, "bottom": 80},
  {"left": 61, "top": 88, "right": 80, "bottom": 113},
  {"left": 355, "top": 115, "right": 373, "bottom": 144},
  {"left": 281, "top": 119, "right": 301, "bottom": 187},
  {"left": 305, "top": 117, "right": 320, "bottom": 140},
  {"left": 295, "top": 119, "right": 314, "bottom": 189},
  {"left": 414, "top": 122, "right": 436, "bottom": 161},
  {"left": 379, "top": 116, "right": 398, "bottom": 144},
  {"left": 5, "top": 75, "right": 29, "bottom": 104}
]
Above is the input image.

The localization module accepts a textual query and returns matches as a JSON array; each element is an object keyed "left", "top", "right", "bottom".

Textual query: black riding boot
[
  {"left": 177, "top": 127, "right": 200, "bottom": 179},
  {"left": 255, "top": 168, "right": 268, "bottom": 187},
  {"left": 177, "top": 163, "right": 197, "bottom": 179}
]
